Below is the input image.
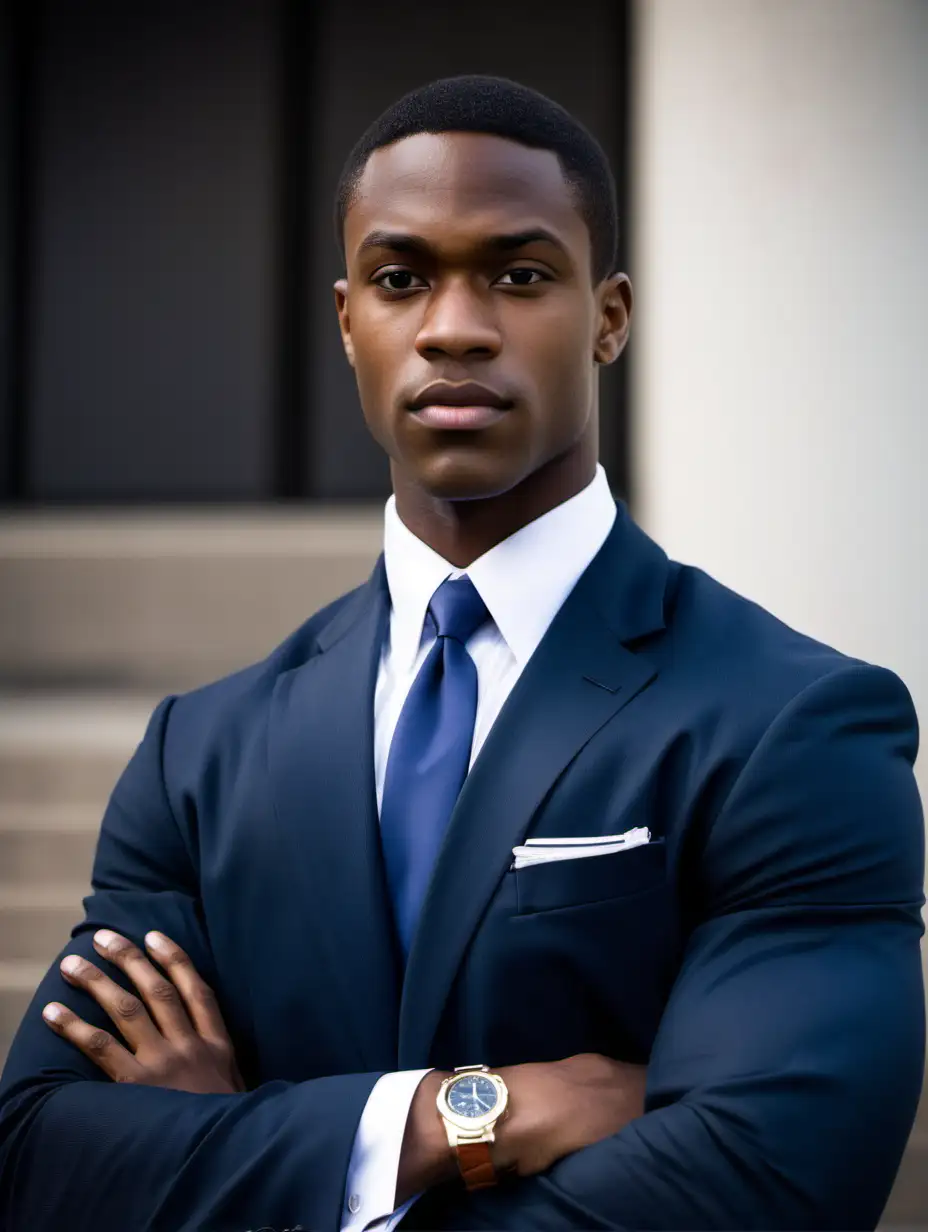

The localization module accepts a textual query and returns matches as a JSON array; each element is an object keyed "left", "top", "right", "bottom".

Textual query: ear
[
  {"left": 593, "top": 273, "right": 633, "bottom": 366},
  {"left": 333, "top": 278, "right": 355, "bottom": 368}
]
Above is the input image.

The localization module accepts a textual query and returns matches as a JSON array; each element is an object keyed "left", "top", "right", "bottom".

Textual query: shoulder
[
  {"left": 659, "top": 565, "right": 923, "bottom": 912},
  {"left": 664, "top": 557, "right": 914, "bottom": 717},
  {"left": 652, "top": 560, "right": 920, "bottom": 847}
]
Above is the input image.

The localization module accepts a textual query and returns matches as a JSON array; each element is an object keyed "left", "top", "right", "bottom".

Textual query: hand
[
  {"left": 494, "top": 1052, "right": 647, "bottom": 1176},
  {"left": 42, "top": 929, "right": 245, "bottom": 1095}
]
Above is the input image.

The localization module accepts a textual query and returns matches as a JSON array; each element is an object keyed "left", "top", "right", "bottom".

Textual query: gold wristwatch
[{"left": 436, "top": 1064, "right": 510, "bottom": 1191}]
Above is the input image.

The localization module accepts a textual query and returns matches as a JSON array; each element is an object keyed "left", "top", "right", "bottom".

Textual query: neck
[{"left": 392, "top": 443, "right": 597, "bottom": 568}]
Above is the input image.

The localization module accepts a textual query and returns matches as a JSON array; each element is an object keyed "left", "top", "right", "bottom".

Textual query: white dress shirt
[{"left": 342, "top": 464, "right": 618, "bottom": 1231}]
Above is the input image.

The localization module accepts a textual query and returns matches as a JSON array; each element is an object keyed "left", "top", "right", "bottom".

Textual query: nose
[{"left": 414, "top": 280, "right": 502, "bottom": 360}]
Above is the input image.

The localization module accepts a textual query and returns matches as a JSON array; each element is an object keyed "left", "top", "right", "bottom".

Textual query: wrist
[
  {"left": 488, "top": 1065, "right": 522, "bottom": 1172},
  {"left": 396, "top": 1069, "right": 456, "bottom": 1205},
  {"left": 490, "top": 1060, "right": 564, "bottom": 1178},
  {"left": 436, "top": 1064, "right": 516, "bottom": 1190}
]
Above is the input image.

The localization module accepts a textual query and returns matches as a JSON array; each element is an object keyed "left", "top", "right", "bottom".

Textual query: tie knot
[{"left": 427, "top": 576, "right": 489, "bottom": 645}]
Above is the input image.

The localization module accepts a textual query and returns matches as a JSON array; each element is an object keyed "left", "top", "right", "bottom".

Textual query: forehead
[{"left": 345, "top": 131, "right": 589, "bottom": 259}]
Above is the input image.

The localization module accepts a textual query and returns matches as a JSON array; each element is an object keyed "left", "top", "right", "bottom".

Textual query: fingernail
[
  {"left": 60, "top": 955, "right": 82, "bottom": 975},
  {"left": 43, "top": 1003, "right": 63, "bottom": 1021},
  {"left": 145, "top": 931, "right": 168, "bottom": 952},
  {"left": 94, "top": 929, "right": 119, "bottom": 949}
]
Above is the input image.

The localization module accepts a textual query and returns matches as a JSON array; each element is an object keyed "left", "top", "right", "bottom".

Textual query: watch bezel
[{"left": 437, "top": 1069, "right": 509, "bottom": 1133}]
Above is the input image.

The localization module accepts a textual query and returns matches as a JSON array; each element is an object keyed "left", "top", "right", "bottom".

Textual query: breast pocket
[{"left": 514, "top": 838, "right": 666, "bottom": 915}]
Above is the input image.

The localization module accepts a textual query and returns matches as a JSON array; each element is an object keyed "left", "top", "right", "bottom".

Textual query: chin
[{"left": 413, "top": 452, "right": 525, "bottom": 503}]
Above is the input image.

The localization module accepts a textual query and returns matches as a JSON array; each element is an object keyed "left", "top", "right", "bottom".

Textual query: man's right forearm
[
  {"left": 395, "top": 1055, "right": 647, "bottom": 1207},
  {"left": 0, "top": 1071, "right": 381, "bottom": 1231}
]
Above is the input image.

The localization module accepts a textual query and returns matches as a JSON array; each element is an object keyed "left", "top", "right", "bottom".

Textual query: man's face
[{"left": 335, "top": 131, "right": 630, "bottom": 502}]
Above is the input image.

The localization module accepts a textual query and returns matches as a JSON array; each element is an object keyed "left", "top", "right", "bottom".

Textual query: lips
[
  {"left": 408, "top": 380, "right": 513, "bottom": 411},
  {"left": 412, "top": 405, "right": 508, "bottom": 430},
  {"left": 407, "top": 381, "right": 513, "bottom": 431}
]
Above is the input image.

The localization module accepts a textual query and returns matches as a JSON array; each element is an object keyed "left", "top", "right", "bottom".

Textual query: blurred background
[{"left": 0, "top": 0, "right": 925, "bottom": 1222}]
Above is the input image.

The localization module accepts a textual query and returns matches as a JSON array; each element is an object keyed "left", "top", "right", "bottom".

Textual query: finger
[
  {"left": 59, "top": 952, "right": 164, "bottom": 1052},
  {"left": 143, "top": 931, "right": 234, "bottom": 1049},
  {"left": 92, "top": 930, "right": 197, "bottom": 1042},
  {"left": 42, "top": 1000, "right": 145, "bottom": 1083}
]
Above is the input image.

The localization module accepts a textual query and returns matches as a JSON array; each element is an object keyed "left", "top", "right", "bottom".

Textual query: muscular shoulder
[
  {"left": 661, "top": 559, "right": 909, "bottom": 719},
  {"left": 664, "top": 562, "right": 920, "bottom": 888},
  {"left": 652, "top": 563, "right": 918, "bottom": 846}
]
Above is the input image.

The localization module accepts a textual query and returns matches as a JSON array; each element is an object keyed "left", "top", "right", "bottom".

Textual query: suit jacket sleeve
[
  {"left": 0, "top": 697, "right": 383, "bottom": 1232},
  {"left": 402, "top": 663, "right": 926, "bottom": 1231}
]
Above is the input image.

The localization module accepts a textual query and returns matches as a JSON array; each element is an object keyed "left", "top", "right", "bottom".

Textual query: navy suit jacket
[{"left": 0, "top": 501, "right": 924, "bottom": 1232}]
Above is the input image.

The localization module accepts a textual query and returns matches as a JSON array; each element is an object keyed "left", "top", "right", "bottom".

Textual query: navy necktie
[{"left": 380, "top": 576, "right": 490, "bottom": 958}]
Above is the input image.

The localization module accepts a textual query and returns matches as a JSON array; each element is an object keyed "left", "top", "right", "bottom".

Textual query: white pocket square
[{"left": 511, "top": 827, "right": 650, "bottom": 870}]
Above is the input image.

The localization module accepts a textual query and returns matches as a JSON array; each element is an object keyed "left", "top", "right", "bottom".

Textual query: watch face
[{"left": 447, "top": 1073, "right": 499, "bottom": 1120}]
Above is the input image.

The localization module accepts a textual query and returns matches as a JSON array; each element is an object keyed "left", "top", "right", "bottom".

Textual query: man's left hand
[{"left": 42, "top": 929, "right": 245, "bottom": 1095}]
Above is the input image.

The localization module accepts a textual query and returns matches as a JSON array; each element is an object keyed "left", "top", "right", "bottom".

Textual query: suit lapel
[
  {"left": 266, "top": 559, "right": 402, "bottom": 1070},
  {"left": 398, "top": 506, "right": 670, "bottom": 1067}
]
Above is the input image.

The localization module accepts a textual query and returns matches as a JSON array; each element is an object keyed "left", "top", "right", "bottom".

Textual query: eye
[
  {"left": 372, "top": 269, "right": 427, "bottom": 293},
  {"left": 497, "top": 268, "right": 549, "bottom": 287}
]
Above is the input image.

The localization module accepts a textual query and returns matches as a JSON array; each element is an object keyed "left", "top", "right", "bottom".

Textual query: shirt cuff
[{"left": 341, "top": 1067, "right": 433, "bottom": 1232}]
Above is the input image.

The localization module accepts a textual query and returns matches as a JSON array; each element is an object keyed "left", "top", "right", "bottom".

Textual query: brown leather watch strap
[{"left": 456, "top": 1139, "right": 498, "bottom": 1191}]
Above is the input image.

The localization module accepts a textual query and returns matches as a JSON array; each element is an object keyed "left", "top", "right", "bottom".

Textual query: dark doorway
[{"left": 1, "top": 0, "right": 632, "bottom": 505}]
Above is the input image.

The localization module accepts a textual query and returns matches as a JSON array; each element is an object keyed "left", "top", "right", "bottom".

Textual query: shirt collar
[{"left": 382, "top": 464, "right": 617, "bottom": 674}]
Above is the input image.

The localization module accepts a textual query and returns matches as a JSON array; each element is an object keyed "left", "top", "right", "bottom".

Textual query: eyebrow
[{"left": 355, "top": 227, "right": 570, "bottom": 260}]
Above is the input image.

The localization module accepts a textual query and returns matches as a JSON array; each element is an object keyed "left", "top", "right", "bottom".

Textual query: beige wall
[{"left": 631, "top": 0, "right": 927, "bottom": 808}]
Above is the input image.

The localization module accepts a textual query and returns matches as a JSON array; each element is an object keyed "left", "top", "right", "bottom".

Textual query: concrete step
[
  {"left": 0, "top": 883, "right": 88, "bottom": 963},
  {"left": 0, "top": 692, "right": 154, "bottom": 806},
  {"left": 0, "top": 806, "right": 100, "bottom": 884},
  {"left": 0, "top": 750, "right": 125, "bottom": 807},
  {"left": 884, "top": 1126, "right": 928, "bottom": 1226},
  {"left": 0, "top": 510, "right": 381, "bottom": 691},
  {"left": 0, "top": 959, "right": 47, "bottom": 1063}
]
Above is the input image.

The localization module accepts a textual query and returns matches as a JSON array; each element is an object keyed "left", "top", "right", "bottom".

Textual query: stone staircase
[
  {"left": 0, "top": 692, "right": 154, "bottom": 1060},
  {"left": 0, "top": 509, "right": 383, "bottom": 1061},
  {"left": 0, "top": 512, "right": 925, "bottom": 1225}
]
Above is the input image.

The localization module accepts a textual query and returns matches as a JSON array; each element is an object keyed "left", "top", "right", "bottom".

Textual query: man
[{"left": 0, "top": 74, "right": 924, "bottom": 1232}]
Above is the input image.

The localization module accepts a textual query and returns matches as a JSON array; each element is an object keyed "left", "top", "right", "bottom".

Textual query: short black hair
[{"left": 334, "top": 74, "right": 619, "bottom": 284}]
